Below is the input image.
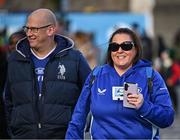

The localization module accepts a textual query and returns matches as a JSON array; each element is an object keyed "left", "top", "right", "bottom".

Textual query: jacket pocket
[
  {"left": 42, "top": 104, "right": 72, "bottom": 126},
  {"left": 10, "top": 108, "right": 18, "bottom": 127}
]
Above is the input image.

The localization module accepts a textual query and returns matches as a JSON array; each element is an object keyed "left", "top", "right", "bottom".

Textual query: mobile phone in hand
[{"left": 123, "top": 82, "right": 138, "bottom": 108}]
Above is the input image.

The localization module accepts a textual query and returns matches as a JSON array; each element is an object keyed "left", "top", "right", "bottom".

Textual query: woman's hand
[{"left": 127, "top": 93, "right": 144, "bottom": 109}]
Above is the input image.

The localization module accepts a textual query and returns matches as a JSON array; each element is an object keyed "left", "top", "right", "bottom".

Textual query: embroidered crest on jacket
[{"left": 57, "top": 63, "right": 66, "bottom": 80}]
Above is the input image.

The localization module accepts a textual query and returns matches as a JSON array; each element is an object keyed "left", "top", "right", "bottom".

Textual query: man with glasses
[{"left": 4, "top": 8, "right": 91, "bottom": 139}]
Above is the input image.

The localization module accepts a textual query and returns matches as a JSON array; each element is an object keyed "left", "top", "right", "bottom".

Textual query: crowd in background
[
  {"left": 153, "top": 29, "right": 180, "bottom": 114},
  {"left": 1, "top": 17, "right": 180, "bottom": 103},
  {"left": 0, "top": 16, "right": 180, "bottom": 138}
]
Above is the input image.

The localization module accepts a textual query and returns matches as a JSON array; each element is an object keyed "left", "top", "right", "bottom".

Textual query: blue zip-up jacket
[
  {"left": 4, "top": 35, "right": 91, "bottom": 139},
  {"left": 66, "top": 60, "right": 174, "bottom": 139}
]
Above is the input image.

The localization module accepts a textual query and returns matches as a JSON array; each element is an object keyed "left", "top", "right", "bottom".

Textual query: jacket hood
[
  {"left": 124, "top": 59, "right": 152, "bottom": 78},
  {"left": 16, "top": 34, "right": 74, "bottom": 58},
  {"left": 133, "top": 59, "right": 152, "bottom": 69},
  {"left": 124, "top": 59, "right": 152, "bottom": 77},
  {"left": 103, "top": 59, "right": 152, "bottom": 79}
]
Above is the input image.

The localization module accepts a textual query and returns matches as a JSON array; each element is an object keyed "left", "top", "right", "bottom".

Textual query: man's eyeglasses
[
  {"left": 23, "top": 24, "right": 52, "bottom": 33},
  {"left": 109, "top": 41, "right": 135, "bottom": 52}
]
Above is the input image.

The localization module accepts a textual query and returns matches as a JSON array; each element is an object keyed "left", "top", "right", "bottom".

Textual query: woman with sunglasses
[{"left": 66, "top": 28, "right": 174, "bottom": 139}]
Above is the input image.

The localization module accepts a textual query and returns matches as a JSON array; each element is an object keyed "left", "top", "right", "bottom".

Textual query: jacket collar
[{"left": 16, "top": 34, "right": 74, "bottom": 59}]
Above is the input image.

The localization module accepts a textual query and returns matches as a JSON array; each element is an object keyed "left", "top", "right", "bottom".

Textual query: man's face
[{"left": 25, "top": 15, "right": 51, "bottom": 49}]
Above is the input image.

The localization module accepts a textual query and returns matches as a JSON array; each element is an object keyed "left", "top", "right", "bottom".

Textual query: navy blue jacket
[{"left": 4, "top": 35, "right": 91, "bottom": 139}]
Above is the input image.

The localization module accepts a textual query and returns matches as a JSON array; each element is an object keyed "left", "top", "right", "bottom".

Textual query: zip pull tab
[
  {"left": 38, "top": 123, "right": 41, "bottom": 128},
  {"left": 39, "top": 93, "right": 42, "bottom": 100}
]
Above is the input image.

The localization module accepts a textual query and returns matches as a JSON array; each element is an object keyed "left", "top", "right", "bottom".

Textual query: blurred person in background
[
  {"left": 56, "top": 17, "right": 70, "bottom": 37},
  {"left": 8, "top": 29, "right": 26, "bottom": 54},
  {"left": 0, "top": 27, "right": 9, "bottom": 53},
  {"left": 153, "top": 35, "right": 178, "bottom": 112},
  {"left": 66, "top": 28, "right": 174, "bottom": 139},
  {"left": 0, "top": 27, "right": 7, "bottom": 47},
  {"left": 141, "top": 30, "right": 153, "bottom": 61},
  {"left": 0, "top": 46, "right": 9, "bottom": 139},
  {"left": 131, "top": 23, "right": 153, "bottom": 61},
  {"left": 0, "top": 29, "right": 26, "bottom": 55},
  {"left": 167, "top": 29, "right": 180, "bottom": 115},
  {"left": 4, "top": 8, "right": 91, "bottom": 139},
  {"left": 72, "top": 31, "right": 99, "bottom": 69},
  {"left": 153, "top": 35, "right": 167, "bottom": 72}
]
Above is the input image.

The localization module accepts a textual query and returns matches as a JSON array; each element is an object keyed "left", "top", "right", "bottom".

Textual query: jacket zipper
[
  {"left": 37, "top": 59, "right": 51, "bottom": 129},
  {"left": 30, "top": 60, "right": 41, "bottom": 137}
]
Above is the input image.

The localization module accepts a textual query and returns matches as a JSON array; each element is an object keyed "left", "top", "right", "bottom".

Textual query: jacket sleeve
[
  {"left": 77, "top": 52, "right": 91, "bottom": 89},
  {"left": 137, "top": 70, "right": 175, "bottom": 128},
  {"left": 65, "top": 74, "right": 92, "bottom": 139},
  {"left": 3, "top": 77, "right": 13, "bottom": 136}
]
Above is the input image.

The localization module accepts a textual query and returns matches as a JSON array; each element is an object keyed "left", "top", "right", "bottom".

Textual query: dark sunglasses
[{"left": 109, "top": 41, "right": 135, "bottom": 52}]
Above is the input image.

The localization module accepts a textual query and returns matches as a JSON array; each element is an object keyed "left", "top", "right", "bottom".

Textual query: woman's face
[{"left": 111, "top": 33, "right": 137, "bottom": 71}]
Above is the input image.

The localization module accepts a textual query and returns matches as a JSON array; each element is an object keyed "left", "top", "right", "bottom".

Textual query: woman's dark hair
[{"left": 106, "top": 28, "right": 142, "bottom": 66}]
